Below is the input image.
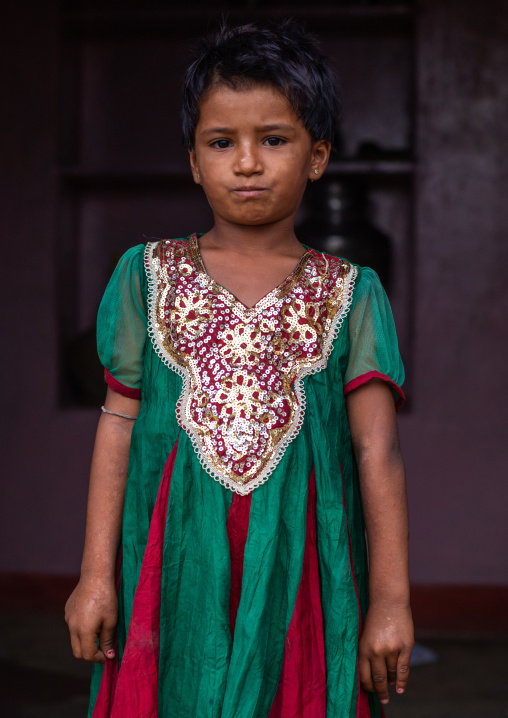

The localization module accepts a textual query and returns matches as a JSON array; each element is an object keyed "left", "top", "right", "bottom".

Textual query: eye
[
  {"left": 210, "top": 138, "right": 233, "bottom": 150},
  {"left": 263, "top": 136, "right": 286, "bottom": 147}
]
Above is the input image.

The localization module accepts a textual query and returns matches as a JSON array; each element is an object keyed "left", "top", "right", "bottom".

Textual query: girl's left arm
[{"left": 346, "top": 378, "right": 414, "bottom": 707}]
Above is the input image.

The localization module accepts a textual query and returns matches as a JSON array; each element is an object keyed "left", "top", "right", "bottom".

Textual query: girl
[{"left": 65, "top": 21, "right": 414, "bottom": 718}]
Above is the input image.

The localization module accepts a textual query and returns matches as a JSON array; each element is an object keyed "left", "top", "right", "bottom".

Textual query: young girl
[{"left": 65, "top": 21, "right": 414, "bottom": 718}]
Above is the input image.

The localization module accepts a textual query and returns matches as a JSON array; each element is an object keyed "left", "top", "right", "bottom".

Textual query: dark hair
[{"left": 182, "top": 20, "right": 341, "bottom": 150}]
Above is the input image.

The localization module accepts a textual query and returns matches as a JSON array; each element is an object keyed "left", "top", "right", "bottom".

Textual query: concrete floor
[{"left": 0, "top": 612, "right": 507, "bottom": 717}]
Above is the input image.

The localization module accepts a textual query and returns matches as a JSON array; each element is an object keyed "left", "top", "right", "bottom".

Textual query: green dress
[{"left": 88, "top": 234, "right": 404, "bottom": 718}]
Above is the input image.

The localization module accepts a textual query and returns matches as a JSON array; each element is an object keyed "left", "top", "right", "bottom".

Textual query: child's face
[{"left": 189, "top": 83, "right": 330, "bottom": 229}]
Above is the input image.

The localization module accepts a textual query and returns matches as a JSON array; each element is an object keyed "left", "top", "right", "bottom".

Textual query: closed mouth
[{"left": 232, "top": 187, "right": 267, "bottom": 196}]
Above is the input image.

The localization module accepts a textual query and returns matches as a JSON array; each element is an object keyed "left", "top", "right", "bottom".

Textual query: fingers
[
  {"left": 359, "top": 650, "right": 401, "bottom": 705},
  {"left": 370, "top": 657, "right": 389, "bottom": 705},
  {"left": 81, "top": 629, "right": 101, "bottom": 662},
  {"left": 69, "top": 627, "right": 83, "bottom": 660},
  {"left": 65, "top": 581, "right": 118, "bottom": 663},
  {"left": 68, "top": 620, "right": 117, "bottom": 664},
  {"left": 357, "top": 604, "right": 414, "bottom": 703},
  {"left": 94, "top": 646, "right": 107, "bottom": 664},
  {"left": 387, "top": 660, "right": 398, "bottom": 686},
  {"left": 359, "top": 654, "right": 374, "bottom": 693},
  {"left": 396, "top": 647, "right": 412, "bottom": 695},
  {"left": 99, "top": 618, "right": 117, "bottom": 661},
  {"left": 67, "top": 622, "right": 104, "bottom": 663}
]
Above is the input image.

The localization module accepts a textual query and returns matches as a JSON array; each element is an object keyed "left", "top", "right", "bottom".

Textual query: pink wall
[
  {"left": 0, "top": 2, "right": 93, "bottom": 572},
  {"left": 400, "top": 0, "right": 508, "bottom": 583},
  {"left": 1, "top": 0, "right": 507, "bottom": 583}
]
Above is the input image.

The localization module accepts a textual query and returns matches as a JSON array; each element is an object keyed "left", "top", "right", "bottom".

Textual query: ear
[
  {"left": 308, "top": 139, "right": 331, "bottom": 182},
  {"left": 189, "top": 149, "right": 201, "bottom": 184}
]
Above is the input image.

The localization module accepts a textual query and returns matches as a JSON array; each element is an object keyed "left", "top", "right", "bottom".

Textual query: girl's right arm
[{"left": 65, "top": 387, "right": 140, "bottom": 663}]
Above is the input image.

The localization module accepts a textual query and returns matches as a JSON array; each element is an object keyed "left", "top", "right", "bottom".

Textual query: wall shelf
[
  {"left": 328, "top": 159, "right": 414, "bottom": 176},
  {"left": 59, "top": 160, "right": 415, "bottom": 188}
]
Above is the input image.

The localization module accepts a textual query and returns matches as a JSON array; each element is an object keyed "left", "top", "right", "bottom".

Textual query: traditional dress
[{"left": 88, "top": 233, "right": 404, "bottom": 718}]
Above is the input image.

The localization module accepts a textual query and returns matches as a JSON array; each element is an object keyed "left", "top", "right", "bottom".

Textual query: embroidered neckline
[
  {"left": 145, "top": 237, "right": 357, "bottom": 495},
  {"left": 187, "top": 233, "right": 313, "bottom": 318}
]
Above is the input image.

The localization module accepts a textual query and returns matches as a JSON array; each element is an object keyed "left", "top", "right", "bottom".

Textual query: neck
[{"left": 202, "top": 218, "right": 304, "bottom": 257}]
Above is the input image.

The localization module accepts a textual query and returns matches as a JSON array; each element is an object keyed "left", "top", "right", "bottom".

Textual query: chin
[
  {"left": 226, "top": 214, "right": 270, "bottom": 226},
  {"left": 246, "top": 218, "right": 279, "bottom": 227},
  {"left": 240, "top": 210, "right": 286, "bottom": 225}
]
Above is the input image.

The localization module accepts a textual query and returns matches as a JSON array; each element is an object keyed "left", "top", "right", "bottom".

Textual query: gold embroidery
[
  {"left": 177, "top": 263, "right": 193, "bottom": 276},
  {"left": 146, "top": 236, "right": 357, "bottom": 494},
  {"left": 171, "top": 295, "right": 214, "bottom": 337}
]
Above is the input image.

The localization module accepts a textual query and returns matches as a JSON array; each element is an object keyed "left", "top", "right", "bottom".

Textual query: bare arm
[
  {"left": 346, "top": 379, "right": 414, "bottom": 706},
  {"left": 65, "top": 387, "right": 140, "bottom": 663}
]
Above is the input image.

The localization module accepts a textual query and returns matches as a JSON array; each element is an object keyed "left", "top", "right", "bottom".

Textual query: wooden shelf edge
[
  {"left": 327, "top": 159, "right": 414, "bottom": 175},
  {"left": 58, "top": 160, "right": 415, "bottom": 187}
]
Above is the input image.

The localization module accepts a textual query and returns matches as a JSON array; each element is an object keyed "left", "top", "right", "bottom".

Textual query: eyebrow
[{"left": 199, "top": 123, "right": 296, "bottom": 136}]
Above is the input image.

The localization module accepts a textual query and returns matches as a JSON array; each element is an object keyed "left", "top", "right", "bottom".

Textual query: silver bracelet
[{"left": 101, "top": 405, "right": 138, "bottom": 420}]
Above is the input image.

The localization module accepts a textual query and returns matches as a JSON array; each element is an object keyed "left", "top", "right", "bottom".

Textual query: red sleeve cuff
[
  {"left": 104, "top": 368, "right": 142, "bottom": 400},
  {"left": 343, "top": 370, "right": 405, "bottom": 410}
]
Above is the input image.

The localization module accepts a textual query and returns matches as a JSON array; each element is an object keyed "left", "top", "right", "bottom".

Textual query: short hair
[{"left": 182, "top": 20, "right": 341, "bottom": 150}]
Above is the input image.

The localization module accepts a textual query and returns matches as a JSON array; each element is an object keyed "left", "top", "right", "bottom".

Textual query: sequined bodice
[{"left": 145, "top": 235, "right": 357, "bottom": 494}]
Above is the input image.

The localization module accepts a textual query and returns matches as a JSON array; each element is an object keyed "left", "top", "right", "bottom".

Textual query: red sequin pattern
[{"left": 145, "top": 235, "right": 356, "bottom": 494}]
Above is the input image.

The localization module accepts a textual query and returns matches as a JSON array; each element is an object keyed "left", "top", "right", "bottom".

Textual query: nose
[{"left": 234, "top": 141, "right": 262, "bottom": 176}]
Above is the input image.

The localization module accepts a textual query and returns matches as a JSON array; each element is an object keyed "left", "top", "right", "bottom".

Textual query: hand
[
  {"left": 65, "top": 575, "right": 118, "bottom": 663},
  {"left": 358, "top": 602, "right": 414, "bottom": 705}
]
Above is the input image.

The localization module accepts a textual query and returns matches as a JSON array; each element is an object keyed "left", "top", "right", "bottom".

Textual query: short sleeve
[
  {"left": 97, "top": 244, "right": 147, "bottom": 399},
  {"left": 344, "top": 267, "right": 405, "bottom": 408}
]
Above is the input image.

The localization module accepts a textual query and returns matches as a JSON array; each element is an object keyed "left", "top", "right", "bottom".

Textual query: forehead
[{"left": 196, "top": 83, "right": 304, "bottom": 130}]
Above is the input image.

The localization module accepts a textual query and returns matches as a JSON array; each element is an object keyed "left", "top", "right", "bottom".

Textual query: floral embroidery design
[{"left": 145, "top": 235, "right": 357, "bottom": 494}]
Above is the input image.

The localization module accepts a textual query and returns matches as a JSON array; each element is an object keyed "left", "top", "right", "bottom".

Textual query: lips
[{"left": 232, "top": 186, "right": 267, "bottom": 197}]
